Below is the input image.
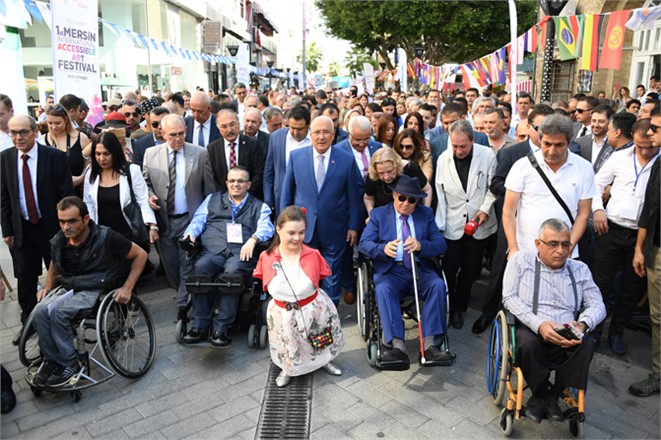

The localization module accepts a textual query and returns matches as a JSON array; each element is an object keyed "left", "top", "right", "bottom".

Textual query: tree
[
  {"left": 344, "top": 47, "right": 378, "bottom": 77},
  {"left": 297, "top": 42, "right": 323, "bottom": 74},
  {"left": 327, "top": 61, "right": 342, "bottom": 77},
  {"left": 316, "top": 0, "right": 538, "bottom": 68}
]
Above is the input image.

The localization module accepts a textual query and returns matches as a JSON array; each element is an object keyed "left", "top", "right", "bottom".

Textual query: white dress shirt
[
  {"left": 592, "top": 147, "right": 659, "bottom": 229},
  {"left": 285, "top": 131, "right": 311, "bottom": 165},
  {"left": 167, "top": 146, "right": 188, "bottom": 215},
  {"left": 17, "top": 142, "right": 42, "bottom": 220},
  {"left": 223, "top": 137, "right": 240, "bottom": 171},
  {"left": 350, "top": 143, "right": 371, "bottom": 180},
  {"left": 193, "top": 115, "right": 212, "bottom": 147},
  {"left": 314, "top": 148, "right": 331, "bottom": 176},
  {"left": 590, "top": 136, "right": 608, "bottom": 164}
]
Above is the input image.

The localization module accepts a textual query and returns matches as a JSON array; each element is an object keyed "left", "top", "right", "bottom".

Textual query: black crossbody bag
[{"left": 527, "top": 153, "right": 575, "bottom": 224}]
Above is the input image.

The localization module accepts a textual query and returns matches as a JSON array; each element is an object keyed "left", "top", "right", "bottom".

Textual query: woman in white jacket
[{"left": 83, "top": 132, "right": 159, "bottom": 245}]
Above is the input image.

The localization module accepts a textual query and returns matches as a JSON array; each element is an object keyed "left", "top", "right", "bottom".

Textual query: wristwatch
[
  {"left": 251, "top": 236, "right": 260, "bottom": 243},
  {"left": 149, "top": 225, "right": 159, "bottom": 231}
]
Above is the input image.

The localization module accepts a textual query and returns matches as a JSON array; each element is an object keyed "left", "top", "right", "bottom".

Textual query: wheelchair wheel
[
  {"left": 486, "top": 311, "right": 509, "bottom": 407},
  {"left": 357, "top": 263, "right": 370, "bottom": 340},
  {"left": 97, "top": 293, "right": 156, "bottom": 379},
  {"left": 366, "top": 341, "right": 378, "bottom": 367},
  {"left": 19, "top": 313, "right": 41, "bottom": 367},
  {"left": 569, "top": 419, "right": 584, "bottom": 439},
  {"left": 175, "top": 320, "right": 185, "bottom": 343},
  {"left": 247, "top": 324, "right": 257, "bottom": 348},
  {"left": 499, "top": 408, "right": 513, "bottom": 437},
  {"left": 259, "top": 325, "right": 268, "bottom": 348}
]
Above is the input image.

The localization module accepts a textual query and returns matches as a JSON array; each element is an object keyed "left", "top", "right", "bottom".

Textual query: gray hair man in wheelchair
[
  {"left": 31, "top": 196, "right": 148, "bottom": 388},
  {"left": 502, "top": 218, "right": 606, "bottom": 424},
  {"left": 180, "top": 165, "right": 274, "bottom": 347},
  {"left": 358, "top": 174, "right": 454, "bottom": 369}
]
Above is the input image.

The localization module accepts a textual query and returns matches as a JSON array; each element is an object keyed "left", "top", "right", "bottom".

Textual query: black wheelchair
[
  {"left": 356, "top": 256, "right": 455, "bottom": 370},
  {"left": 486, "top": 311, "right": 586, "bottom": 438},
  {"left": 19, "top": 288, "right": 156, "bottom": 402},
  {"left": 176, "top": 237, "right": 269, "bottom": 348}
]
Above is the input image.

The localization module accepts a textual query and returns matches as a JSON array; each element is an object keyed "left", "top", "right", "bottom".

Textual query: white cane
[{"left": 410, "top": 251, "right": 426, "bottom": 365}]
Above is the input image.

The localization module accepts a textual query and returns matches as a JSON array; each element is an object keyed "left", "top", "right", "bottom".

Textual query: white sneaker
[
  {"left": 322, "top": 362, "right": 342, "bottom": 376},
  {"left": 275, "top": 371, "right": 291, "bottom": 387}
]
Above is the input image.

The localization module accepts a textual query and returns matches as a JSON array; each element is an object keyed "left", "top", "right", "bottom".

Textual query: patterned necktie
[
  {"left": 229, "top": 142, "right": 236, "bottom": 169},
  {"left": 316, "top": 155, "right": 326, "bottom": 191},
  {"left": 360, "top": 151, "right": 369, "bottom": 180},
  {"left": 400, "top": 214, "right": 411, "bottom": 269},
  {"left": 22, "top": 154, "right": 39, "bottom": 224},
  {"left": 197, "top": 124, "right": 205, "bottom": 147},
  {"left": 167, "top": 150, "right": 177, "bottom": 213}
]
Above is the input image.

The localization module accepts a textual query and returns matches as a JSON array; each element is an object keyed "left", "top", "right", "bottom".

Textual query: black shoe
[
  {"left": 1, "top": 387, "right": 16, "bottom": 414},
  {"left": 472, "top": 313, "right": 495, "bottom": 334},
  {"left": 591, "top": 330, "right": 602, "bottom": 347},
  {"left": 33, "top": 360, "right": 61, "bottom": 387},
  {"left": 420, "top": 345, "right": 455, "bottom": 366},
  {"left": 609, "top": 334, "right": 628, "bottom": 356},
  {"left": 545, "top": 397, "right": 564, "bottom": 422},
  {"left": 449, "top": 311, "right": 464, "bottom": 329},
  {"left": 183, "top": 327, "right": 208, "bottom": 344},
  {"left": 210, "top": 331, "right": 231, "bottom": 347},
  {"left": 45, "top": 362, "right": 81, "bottom": 387},
  {"left": 11, "top": 326, "right": 23, "bottom": 346},
  {"left": 380, "top": 348, "right": 410, "bottom": 370},
  {"left": 525, "top": 395, "right": 545, "bottom": 424}
]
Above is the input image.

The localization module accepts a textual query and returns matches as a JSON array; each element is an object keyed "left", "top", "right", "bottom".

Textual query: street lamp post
[
  {"left": 539, "top": 0, "right": 569, "bottom": 102},
  {"left": 286, "top": 68, "right": 291, "bottom": 89},
  {"left": 266, "top": 60, "right": 274, "bottom": 91},
  {"left": 227, "top": 45, "right": 239, "bottom": 90}
]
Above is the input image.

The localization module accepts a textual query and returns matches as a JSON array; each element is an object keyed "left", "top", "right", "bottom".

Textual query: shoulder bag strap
[
  {"left": 566, "top": 263, "right": 579, "bottom": 319},
  {"left": 527, "top": 153, "right": 575, "bottom": 224},
  {"left": 124, "top": 164, "right": 138, "bottom": 204}
]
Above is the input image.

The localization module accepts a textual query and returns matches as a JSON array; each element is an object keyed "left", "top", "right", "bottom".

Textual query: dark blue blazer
[
  {"left": 184, "top": 115, "right": 221, "bottom": 146},
  {"left": 334, "top": 128, "right": 349, "bottom": 145},
  {"left": 263, "top": 127, "right": 289, "bottom": 213},
  {"left": 429, "top": 130, "right": 489, "bottom": 169},
  {"left": 358, "top": 203, "right": 447, "bottom": 279},
  {"left": 333, "top": 139, "right": 382, "bottom": 157},
  {"left": 280, "top": 146, "right": 362, "bottom": 245},
  {"left": 131, "top": 133, "right": 158, "bottom": 169}
]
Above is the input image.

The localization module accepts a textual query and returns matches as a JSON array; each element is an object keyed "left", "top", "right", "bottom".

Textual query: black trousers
[
  {"left": 444, "top": 234, "right": 488, "bottom": 313},
  {"left": 592, "top": 222, "right": 647, "bottom": 336},
  {"left": 14, "top": 220, "right": 52, "bottom": 323},
  {"left": 516, "top": 326, "right": 595, "bottom": 397},
  {"left": 481, "top": 229, "right": 508, "bottom": 315}
]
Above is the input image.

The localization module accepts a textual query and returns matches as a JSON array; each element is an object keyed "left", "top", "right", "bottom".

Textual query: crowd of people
[{"left": 0, "top": 73, "right": 659, "bottom": 410}]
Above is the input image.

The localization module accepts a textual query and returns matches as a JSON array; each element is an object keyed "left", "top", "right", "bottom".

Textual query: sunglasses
[
  {"left": 650, "top": 123, "right": 659, "bottom": 133},
  {"left": 397, "top": 195, "right": 418, "bottom": 204},
  {"left": 151, "top": 121, "right": 161, "bottom": 129},
  {"left": 124, "top": 112, "right": 140, "bottom": 118},
  {"left": 575, "top": 108, "right": 592, "bottom": 114},
  {"left": 399, "top": 143, "right": 415, "bottom": 150}
]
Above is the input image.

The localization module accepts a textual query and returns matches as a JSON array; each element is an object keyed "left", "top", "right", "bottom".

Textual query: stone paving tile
[
  {"left": 123, "top": 409, "right": 179, "bottom": 438},
  {"left": 311, "top": 422, "right": 356, "bottom": 440},
  {"left": 1, "top": 420, "right": 20, "bottom": 438},
  {"left": 345, "top": 379, "right": 395, "bottom": 408},
  {"left": 188, "top": 413, "right": 252, "bottom": 440},
  {"left": 86, "top": 408, "right": 143, "bottom": 437},
  {"left": 135, "top": 390, "right": 188, "bottom": 418},
  {"left": 378, "top": 399, "right": 431, "bottom": 428},
  {"left": 160, "top": 412, "right": 217, "bottom": 440},
  {"left": 206, "top": 394, "right": 260, "bottom": 424},
  {"left": 15, "top": 399, "right": 75, "bottom": 432}
]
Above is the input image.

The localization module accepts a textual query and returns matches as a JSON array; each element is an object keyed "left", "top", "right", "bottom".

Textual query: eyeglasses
[
  {"left": 108, "top": 106, "right": 120, "bottom": 112},
  {"left": 227, "top": 179, "right": 249, "bottom": 184},
  {"left": 9, "top": 129, "right": 32, "bottom": 138},
  {"left": 166, "top": 131, "right": 185, "bottom": 140},
  {"left": 538, "top": 239, "right": 572, "bottom": 249},
  {"left": 530, "top": 124, "right": 539, "bottom": 131},
  {"left": 124, "top": 112, "right": 140, "bottom": 118},
  {"left": 650, "top": 123, "right": 659, "bottom": 133},
  {"left": 397, "top": 195, "right": 418, "bottom": 204},
  {"left": 399, "top": 143, "right": 415, "bottom": 150},
  {"left": 575, "top": 108, "right": 592, "bottom": 114},
  {"left": 151, "top": 121, "right": 161, "bottom": 129}
]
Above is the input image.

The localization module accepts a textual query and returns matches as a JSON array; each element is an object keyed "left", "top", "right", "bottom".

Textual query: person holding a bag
[
  {"left": 253, "top": 206, "right": 345, "bottom": 387},
  {"left": 83, "top": 132, "right": 159, "bottom": 248}
]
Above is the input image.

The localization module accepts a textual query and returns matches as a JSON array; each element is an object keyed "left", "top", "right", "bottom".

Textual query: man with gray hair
[
  {"left": 502, "top": 217, "right": 605, "bottom": 423},
  {"left": 185, "top": 91, "right": 220, "bottom": 147},
  {"left": 264, "top": 107, "right": 283, "bottom": 134},
  {"left": 242, "top": 107, "right": 269, "bottom": 155},
  {"left": 435, "top": 119, "right": 497, "bottom": 329},
  {"left": 503, "top": 114, "right": 595, "bottom": 261}
]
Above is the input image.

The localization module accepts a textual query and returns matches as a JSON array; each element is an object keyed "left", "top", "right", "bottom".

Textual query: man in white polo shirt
[{"left": 502, "top": 114, "right": 595, "bottom": 261}]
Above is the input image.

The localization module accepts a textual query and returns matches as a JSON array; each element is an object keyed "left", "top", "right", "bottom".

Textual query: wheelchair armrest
[{"left": 505, "top": 310, "right": 517, "bottom": 326}]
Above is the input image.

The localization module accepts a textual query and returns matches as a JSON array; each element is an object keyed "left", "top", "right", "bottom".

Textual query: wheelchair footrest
[
  {"left": 378, "top": 360, "right": 411, "bottom": 371},
  {"left": 420, "top": 352, "right": 456, "bottom": 367}
]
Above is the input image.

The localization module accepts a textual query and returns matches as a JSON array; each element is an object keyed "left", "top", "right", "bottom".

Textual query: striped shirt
[{"left": 502, "top": 252, "right": 606, "bottom": 334}]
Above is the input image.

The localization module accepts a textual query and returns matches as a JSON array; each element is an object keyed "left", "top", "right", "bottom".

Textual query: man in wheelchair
[
  {"left": 359, "top": 175, "right": 453, "bottom": 369},
  {"left": 181, "top": 166, "right": 274, "bottom": 346},
  {"left": 502, "top": 218, "right": 606, "bottom": 423},
  {"left": 32, "top": 196, "right": 148, "bottom": 387}
]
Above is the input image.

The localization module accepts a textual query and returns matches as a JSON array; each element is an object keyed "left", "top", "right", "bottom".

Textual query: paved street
[{"left": 0, "top": 246, "right": 659, "bottom": 439}]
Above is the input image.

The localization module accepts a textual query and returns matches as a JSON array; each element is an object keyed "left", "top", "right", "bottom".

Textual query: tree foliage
[
  {"left": 344, "top": 47, "right": 378, "bottom": 77},
  {"left": 297, "top": 42, "right": 323, "bottom": 74},
  {"left": 316, "top": 0, "right": 538, "bottom": 68}
]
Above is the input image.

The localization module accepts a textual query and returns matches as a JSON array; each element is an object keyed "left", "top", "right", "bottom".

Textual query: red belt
[{"left": 274, "top": 291, "right": 318, "bottom": 310}]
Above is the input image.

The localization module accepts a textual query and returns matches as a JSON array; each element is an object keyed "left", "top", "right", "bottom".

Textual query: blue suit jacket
[
  {"left": 132, "top": 134, "right": 158, "bottom": 169},
  {"left": 334, "top": 128, "right": 349, "bottom": 145},
  {"left": 333, "top": 139, "right": 382, "bottom": 157},
  {"left": 358, "top": 203, "right": 447, "bottom": 278},
  {"left": 184, "top": 115, "right": 221, "bottom": 146},
  {"left": 263, "top": 127, "right": 289, "bottom": 213},
  {"left": 280, "top": 146, "right": 362, "bottom": 245}
]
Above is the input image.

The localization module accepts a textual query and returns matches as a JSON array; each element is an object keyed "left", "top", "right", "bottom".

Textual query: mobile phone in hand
[{"left": 553, "top": 323, "right": 583, "bottom": 340}]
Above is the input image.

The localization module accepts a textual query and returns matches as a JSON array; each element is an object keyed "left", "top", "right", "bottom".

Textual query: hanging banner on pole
[
  {"left": 51, "top": 0, "right": 103, "bottom": 125},
  {"left": 363, "top": 63, "right": 375, "bottom": 95},
  {"left": 236, "top": 43, "right": 251, "bottom": 85},
  {"left": 397, "top": 48, "right": 408, "bottom": 93}
]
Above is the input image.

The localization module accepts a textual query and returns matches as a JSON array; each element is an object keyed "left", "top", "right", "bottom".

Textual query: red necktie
[
  {"left": 22, "top": 154, "right": 39, "bottom": 224},
  {"left": 229, "top": 142, "right": 236, "bottom": 169}
]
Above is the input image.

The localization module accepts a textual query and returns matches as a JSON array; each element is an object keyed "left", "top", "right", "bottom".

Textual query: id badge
[
  {"left": 227, "top": 223, "right": 243, "bottom": 243},
  {"left": 620, "top": 198, "right": 641, "bottom": 221}
]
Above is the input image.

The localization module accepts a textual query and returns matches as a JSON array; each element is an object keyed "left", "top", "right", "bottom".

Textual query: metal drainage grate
[{"left": 255, "top": 364, "right": 313, "bottom": 439}]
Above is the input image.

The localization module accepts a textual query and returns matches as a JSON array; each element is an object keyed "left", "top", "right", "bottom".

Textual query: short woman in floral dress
[{"left": 253, "top": 206, "right": 345, "bottom": 387}]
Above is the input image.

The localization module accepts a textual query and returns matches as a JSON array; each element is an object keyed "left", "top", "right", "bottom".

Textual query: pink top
[{"left": 253, "top": 244, "right": 330, "bottom": 291}]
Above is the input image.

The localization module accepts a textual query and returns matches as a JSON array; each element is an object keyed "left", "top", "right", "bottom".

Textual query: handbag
[
  {"left": 527, "top": 153, "right": 575, "bottom": 224},
  {"left": 123, "top": 165, "right": 150, "bottom": 244}
]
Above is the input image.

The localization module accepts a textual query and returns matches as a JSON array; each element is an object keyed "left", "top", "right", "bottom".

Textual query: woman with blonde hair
[{"left": 45, "top": 104, "right": 90, "bottom": 189}]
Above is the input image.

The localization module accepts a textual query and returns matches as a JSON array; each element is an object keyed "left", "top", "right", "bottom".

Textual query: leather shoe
[
  {"left": 471, "top": 313, "right": 495, "bottom": 334},
  {"left": 545, "top": 397, "right": 564, "bottom": 422},
  {"left": 183, "top": 327, "right": 208, "bottom": 344},
  {"left": 449, "top": 311, "right": 464, "bottom": 329},
  {"left": 275, "top": 371, "right": 291, "bottom": 387},
  {"left": 420, "top": 345, "right": 455, "bottom": 366},
  {"left": 322, "top": 362, "right": 342, "bottom": 376},
  {"left": 525, "top": 395, "right": 545, "bottom": 424},
  {"left": 12, "top": 326, "right": 23, "bottom": 346},
  {"left": 609, "top": 334, "right": 627, "bottom": 356},
  {"left": 343, "top": 291, "right": 356, "bottom": 305},
  {"left": 380, "top": 348, "right": 410, "bottom": 370},
  {"left": 210, "top": 332, "right": 231, "bottom": 347}
]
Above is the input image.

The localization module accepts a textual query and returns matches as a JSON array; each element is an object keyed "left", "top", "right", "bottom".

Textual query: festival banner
[
  {"left": 397, "top": 48, "right": 408, "bottom": 92},
  {"left": 626, "top": 5, "right": 661, "bottom": 31},
  {"left": 363, "top": 63, "right": 375, "bottom": 95},
  {"left": 554, "top": 15, "right": 584, "bottom": 60},
  {"left": 524, "top": 26, "right": 537, "bottom": 53},
  {"left": 580, "top": 14, "right": 604, "bottom": 72},
  {"left": 51, "top": 0, "right": 103, "bottom": 125},
  {"left": 599, "top": 10, "right": 631, "bottom": 70},
  {"left": 539, "top": 16, "right": 550, "bottom": 52}
]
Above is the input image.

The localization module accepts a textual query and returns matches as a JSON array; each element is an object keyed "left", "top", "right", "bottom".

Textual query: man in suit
[
  {"left": 230, "top": 82, "right": 248, "bottom": 116},
  {"left": 435, "top": 119, "right": 497, "bottom": 329},
  {"left": 359, "top": 175, "right": 452, "bottom": 369},
  {"left": 430, "top": 103, "right": 489, "bottom": 170},
  {"left": 243, "top": 107, "right": 270, "bottom": 155},
  {"left": 206, "top": 109, "right": 265, "bottom": 200},
  {"left": 1, "top": 115, "right": 74, "bottom": 339},
  {"left": 320, "top": 103, "right": 348, "bottom": 145},
  {"left": 575, "top": 104, "right": 614, "bottom": 169},
  {"left": 263, "top": 106, "right": 311, "bottom": 215},
  {"left": 143, "top": 114, "right": 214, "bottom": 312},
  {"left": 132, "top": 106, "right": 170, "bottom": 168},
  {"left": 185, "top": 91, "right": 220, "bottom": 147},
  {"left": 572, "top": 96, "right": 599, "bottom": 140},
  {"left": 264, "top": 107, "right": 283, "bottom": 133},
  {"left": 280, "top": 116, "right": 362, "bottom": 305}
]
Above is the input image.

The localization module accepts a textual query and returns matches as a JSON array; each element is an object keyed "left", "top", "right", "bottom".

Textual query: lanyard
[{"left": 633, "top": 150, "right": 658, "bottom": 192}]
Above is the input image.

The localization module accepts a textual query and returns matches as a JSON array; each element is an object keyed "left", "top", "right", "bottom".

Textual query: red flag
[
  {"left": 599, "top": 10, "right": 631, "bottom": 70},
  {"left": 539, "top": 16, "right": 551, "bottom": 52},
  {"left": 459, "top": 65, "right": 471, "bottom": 90}
]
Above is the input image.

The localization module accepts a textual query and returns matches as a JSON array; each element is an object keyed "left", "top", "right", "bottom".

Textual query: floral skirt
[{"left": 267, "top": 289, "right": 345, "bottom": 376}]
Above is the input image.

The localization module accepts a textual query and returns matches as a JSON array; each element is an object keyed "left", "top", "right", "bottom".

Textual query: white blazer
[
  {"left": 83, "top": 163, "right": 157, "bottom": 227},
  {"left": 434, "top": 143, "right": 498, "bottom": 240}
]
